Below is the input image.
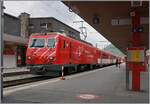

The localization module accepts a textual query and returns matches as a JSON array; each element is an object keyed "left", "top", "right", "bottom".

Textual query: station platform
[
  {"left": 3, "top": 63, "right": 149, "bottom": 103},
  {"left": 3, "top": 67, "right": 29, "bottom": 74}
]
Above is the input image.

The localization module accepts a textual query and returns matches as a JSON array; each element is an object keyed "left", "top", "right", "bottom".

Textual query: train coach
[{"left": 26, "top": 32, "right": 123, "bottom": 76}]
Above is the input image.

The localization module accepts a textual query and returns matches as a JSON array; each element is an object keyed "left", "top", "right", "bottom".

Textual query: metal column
[
  {"left": 126, "top": 3, "right": 146, "bottom": 91},
  {"left": 0, "top": 0, "right": 4, "bottom": 100}
]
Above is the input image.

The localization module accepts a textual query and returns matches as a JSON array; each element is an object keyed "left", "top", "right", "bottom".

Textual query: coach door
[{"left": 69, "top": 42, "right": 72, "bottom": 64}]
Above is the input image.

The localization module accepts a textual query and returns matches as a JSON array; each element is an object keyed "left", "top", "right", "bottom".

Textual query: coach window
[{"left": 48, "top": 38, "right": 55, "bottom": 48}]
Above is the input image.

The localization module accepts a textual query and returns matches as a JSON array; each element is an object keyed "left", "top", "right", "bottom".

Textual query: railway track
[
  {"left": 3, "top": 76, "right": 50, "bottom": 88},
  {"left": 3, "top": 71, "right": 30, "bottom": 77},
  {"left": 3, "top": 70, "right": 84, "bottom": 88},
  {"left": 3, "top": 64, "right": 115, "bottom": 88},
  {"left": 3, "top": 70, "right": 51, "bottom": 88}
]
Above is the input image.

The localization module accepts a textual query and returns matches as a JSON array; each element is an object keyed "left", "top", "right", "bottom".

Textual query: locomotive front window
[
  {"left": 30, "top": 39, "right": 45, "bottom": 48},
  {"left": 48, "top": 39, "right": 55, "bottom": 48}
]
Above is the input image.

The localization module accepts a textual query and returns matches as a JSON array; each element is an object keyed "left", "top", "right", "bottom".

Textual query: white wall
[{"left": 3, "top": 55, "right": 16, "bottom": 68}]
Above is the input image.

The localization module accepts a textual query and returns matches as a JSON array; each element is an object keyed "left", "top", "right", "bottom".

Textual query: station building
[{"left": 3, "top": 12, "right": 80, "bottom": 68}]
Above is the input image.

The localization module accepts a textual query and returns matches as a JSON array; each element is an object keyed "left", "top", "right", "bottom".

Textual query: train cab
[{"left": 26, "top": 34, "right": 57, "bottom": 65}]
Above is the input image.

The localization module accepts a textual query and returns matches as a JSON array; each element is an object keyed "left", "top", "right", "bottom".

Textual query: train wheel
[
  {"left": 77, "top": 65, "right": 82, "bottom": 72},
  {"left": 30, "top": 69, "right": 40, "bottom": 75},
  {"left": 64, "top": 67, "right": 69, "bottom": 75},
  {"left": 89, "top": 65, "right": 93, "bottom": 70},
  {"left": 68, "top": 67, "right": 76, "bottom": 74}
]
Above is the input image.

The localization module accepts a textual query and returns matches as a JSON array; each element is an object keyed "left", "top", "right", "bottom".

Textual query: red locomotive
[{"left": 26, "top": 32, "right": 123, "bottom": 76}]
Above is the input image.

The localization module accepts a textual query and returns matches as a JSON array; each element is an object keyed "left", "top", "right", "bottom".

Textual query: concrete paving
[
  {"left": 3, "top": 67, "right": 29, "bottom": 73},
  {"left": 3, "top": 74, "right": 40, "bottom": 82},
  {"left": 3, "top": 64, "right": 149, "bottom": 103}
]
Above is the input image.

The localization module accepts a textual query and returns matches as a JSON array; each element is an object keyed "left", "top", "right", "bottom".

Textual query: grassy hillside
[{"left": 103, "top": 44, "right": 125, "bottom": 57}]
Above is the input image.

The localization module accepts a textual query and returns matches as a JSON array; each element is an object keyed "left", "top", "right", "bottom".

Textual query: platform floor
[
  {"left": 3, "top": 67, "right": 29, "bottom": 73},
  {"left": 3, "top": 64, "right": 149, "bottom": 103}
]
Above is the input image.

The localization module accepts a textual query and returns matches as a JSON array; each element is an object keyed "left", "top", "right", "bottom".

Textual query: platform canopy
[{"left": 63, "top": 1, "right": 149, "bottom": 54}]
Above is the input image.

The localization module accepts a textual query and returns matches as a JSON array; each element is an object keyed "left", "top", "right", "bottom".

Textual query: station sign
[
  {"left": 111, "top": 17, "right": 148, "bottom": 26},
  {"left": 127, "top": 47, "right": 145, "bottom": 62},
  {"left": 131, "top": 1, "right": 142, "bottom": 7}
]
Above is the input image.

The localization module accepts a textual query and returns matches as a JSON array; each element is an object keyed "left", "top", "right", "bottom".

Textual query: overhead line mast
[{"left": 73, "top": 21, "right": 87, "bottom": 40}]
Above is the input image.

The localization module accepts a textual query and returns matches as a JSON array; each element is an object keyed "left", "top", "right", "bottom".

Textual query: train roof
[
  {"left": 79, "top": 39, "right": 93, "bottom": 46},
  {"left": 30, "top": 32, "right": 64, "bottom": 36},
  {"left": 100, "top": 49, "right": 123, "bottom": 58},
  {"left": 30, "top": 32, "right": 93, "bottom": 46}
]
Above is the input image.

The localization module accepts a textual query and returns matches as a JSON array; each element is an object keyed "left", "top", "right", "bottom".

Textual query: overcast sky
[{"left": 4, "top": 1, "right": 110, "bottom": 48}]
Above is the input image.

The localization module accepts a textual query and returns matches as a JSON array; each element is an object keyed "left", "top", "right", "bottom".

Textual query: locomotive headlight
[
  {"left": 49, "top": 56, "right": 54, "bottom": 60},
  {"left": 28, "top": 56, "right": 31, "bottom": 60}
]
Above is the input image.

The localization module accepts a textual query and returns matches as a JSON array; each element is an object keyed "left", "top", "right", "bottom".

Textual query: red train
[{"left": 26, "top": 32, "right": 123, "bottom": 76}]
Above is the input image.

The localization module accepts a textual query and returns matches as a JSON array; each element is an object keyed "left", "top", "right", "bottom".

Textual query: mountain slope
[{"left": 103, "top": 44, "right": 125, "bottom": 57}]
